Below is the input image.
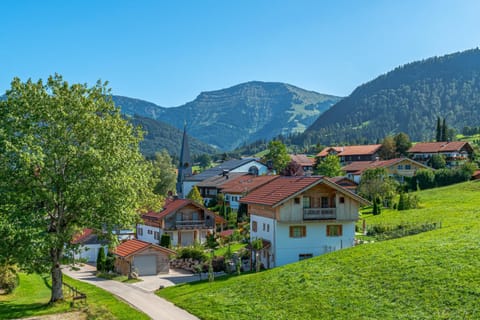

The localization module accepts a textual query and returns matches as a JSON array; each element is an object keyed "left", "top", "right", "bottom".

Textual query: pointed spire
[{"left": 176, "top": 124, "right": 192, "bottom": 197}]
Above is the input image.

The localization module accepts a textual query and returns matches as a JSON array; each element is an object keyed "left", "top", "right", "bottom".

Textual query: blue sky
[{"left": 1, "top": 0, "right": 479, "bottom": 106}]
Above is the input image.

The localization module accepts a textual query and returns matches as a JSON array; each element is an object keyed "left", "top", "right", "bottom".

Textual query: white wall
[
  {"left": 250, "top": 215, "right": 275, "bottom": 268},
  {"left": 137, "top": 224, "right": 161, "bottom": 245},
  {"left": 275, "top": 221, "right": 355, "bottom": 267},
  {"left": 73, "top": 244, "right": 107, "bottom": 263},
  {"left": 231, "top": 161, "right": 268, "bottom": 175}
]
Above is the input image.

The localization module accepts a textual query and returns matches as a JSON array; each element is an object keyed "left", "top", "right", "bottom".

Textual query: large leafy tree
[
  {"left": 152, "top": 149, "right": 177, "bottom": 196},
  {"left": 394, "top": 132, "right": 412, "bottom": 156},
  {"left": 314, "top": 155, "right": 344, "bottom": 177},
  {"left": 187, "top": 185, "right": 204, "bottom": 205},
  {"left": 262, "top": 140, "right": 290, "bottom": 173},
  {"left": 358, "top": 168, "right": 398, "bottom": 206},
  {"left": 0, "top": 75, "right": 160, "bottom": 302}
]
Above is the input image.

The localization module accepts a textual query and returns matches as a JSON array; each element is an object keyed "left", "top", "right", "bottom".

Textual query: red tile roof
[
  {"left": 240, "top": 176, "right": 323, "bottom": 207},
  {"left": 408, "top": 141, "right": 472, "bottom": 153},
  {"left": 289, "top": 154, "right": 314, "bottom": 166},
  {"left": 342, "top": 158, "right": 430, "bottom": 175},
  {"left": 113, "top": 239, "right": 175, "bottom": 257},
  {"left": 142, "top": 198, "right": 215, "bottom": 224},
  {"left": 72, "top": 228, "right": 94, "bottom": 244},
  {"left": 318, "top": 144, "right": 382, "bottom": 157},
  {"left": 219, "top": 175, "right": 279, "bottom": 194}
]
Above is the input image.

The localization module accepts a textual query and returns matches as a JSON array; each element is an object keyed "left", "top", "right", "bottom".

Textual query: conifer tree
[
  {"left": 97, "top": 247, "right": 106, "bottom": 273},
  {"left": 436, "top": 117, "right": 442, "bottom": 142}
]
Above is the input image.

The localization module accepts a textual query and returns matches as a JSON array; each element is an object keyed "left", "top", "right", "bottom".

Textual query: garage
[
  {"left": 133, "top": 255, "right": 157, "bottom": 276},
  {"left": 114, "top": 239, "right": 176, "bottom": 276}
]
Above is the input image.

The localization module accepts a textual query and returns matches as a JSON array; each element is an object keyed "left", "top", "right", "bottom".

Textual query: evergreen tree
[
  {"left": 97, "top": 247, "right": 106, "bottom": 273},
  {"left": 160, "top": 234, "right": 171, "bottom": 248},
  {"left": 436, "top": 117, "right": 442, "bottom": 142},
  {"left": 105, "top": 251, "right": 115, "bottom": 273},
  {"left": 441, "top": 118, "right": 447, "bottom": 141},
  {"left": 397, "top": 192, "right": 406, "bottom": 211}
]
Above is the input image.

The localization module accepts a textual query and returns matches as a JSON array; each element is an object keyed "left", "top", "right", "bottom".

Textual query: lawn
[
  {"left": 0, "top": 272, "right": 149, "bottom": 320},
  {"left": 214, "top": 242, "right": 247, "bottom": 257},
  {"left": 157, "top": 181, "right": 480, "bottom": 320}
]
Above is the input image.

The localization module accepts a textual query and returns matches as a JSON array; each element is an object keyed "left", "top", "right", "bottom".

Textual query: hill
[
  {"left": 129, "top": 115, "right": 218, "bottom": 158},
  {"left": 303, "top": 48, "right": 480, "bottom": 145},
  {"left": 114, "top": 81, "right": 341, "bottom": 151},
  {"left": 158, "top": 181, "right": 480, "bottom": 319}
]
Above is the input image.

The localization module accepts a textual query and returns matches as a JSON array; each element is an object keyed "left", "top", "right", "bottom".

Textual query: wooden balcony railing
[{"left": 303, "top": 208, "right": 336, "bottom": 220}]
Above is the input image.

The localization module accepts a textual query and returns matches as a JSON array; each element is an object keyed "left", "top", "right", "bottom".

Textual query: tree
[
  {"left": 160, "top": 234, "right": 171, "bottom": 248},
  {"left": 441, "top": 118, "right": 447, "bottom": 141},
  {"left": 429, "top": 154, "right": 446, "bottom": 169},
  {"left": 358, "top": 168, "right": 398, "bottom": 206},
  {"left": 394, "top": 132, "right": 412, "bottom": 156},
  {"left": 436, "top": 116, "right": 442, "bottom": 142},
  {"left": 187, "top": 185, "right": 204, "bottom": 205},
  {"left": 0, "top": 75, "right": 160, "bottom": 302},
  {"left": 196, "top": 154, "right": 212, "bottom": 169},
  {"left": 105, "top": 251, "right": 115, "bottom": 273},
  {"left": 96, "top": 247, "right": 106, "bottom": 273},
  {"left": 262, "top": 140, "right": 290, "bottom": 173},
  {"left": 379, "top": 136, "right": 396, "bottom": 160},
  {"left": 414, "top": 169, "right": 435, "bottom": 190},
  {"left": 281, "top": 161, "right": 304, "bottom": 176},
  {"left": 152, "top": 150, "right": 177, "bottom": 196},
  {"left": 314, "top": 155, "right": 344, "bottom": 177}
]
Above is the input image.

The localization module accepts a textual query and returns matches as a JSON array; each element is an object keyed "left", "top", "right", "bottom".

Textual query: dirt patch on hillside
[{"left": 21, "top": 311, "right": 87, "bottom": 320}]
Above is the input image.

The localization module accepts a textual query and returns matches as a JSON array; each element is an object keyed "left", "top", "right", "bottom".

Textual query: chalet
[
  {"left": 196, "top": 172, "right": 248, "bottom": 205},
  {"left": 317, "top": 144, "right": 382, "bottom": 165},
  {"left": 113, "top": 239, "right": 176, "bottom": 276},
  {"left": 219, "top": 174, "right": 279, "bottom": 210},
  {"left": 408, "top": 141, "right": 473, "bottom": 168},
  {"left": 137, "top": 198, "right": 224, "bottom": 247},
  {"left": 182, "top": 158, "right": 268, "bottom": 198},
  {"left": 289, "top": 154, "right": 315, "bottom": 175},
  {"left": 240, "top": 176, "right": 369, "bottom": 268},
  {"left": 342, "top": 157, "right": 432, "bottom": 183}
]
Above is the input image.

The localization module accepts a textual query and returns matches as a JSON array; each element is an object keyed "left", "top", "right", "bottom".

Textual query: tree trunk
[{"left": 50, "top": 249, "right": 64, "bottom": 303}]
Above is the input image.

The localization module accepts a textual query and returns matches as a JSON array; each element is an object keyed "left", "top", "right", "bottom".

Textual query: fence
[{"left": 63, "top": 282, "right": 87, "bottom": 305}]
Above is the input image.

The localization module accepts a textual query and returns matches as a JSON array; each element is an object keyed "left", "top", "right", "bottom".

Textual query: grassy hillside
[{"left": 158, "top": 181, "right": 480, "bottom": 319}]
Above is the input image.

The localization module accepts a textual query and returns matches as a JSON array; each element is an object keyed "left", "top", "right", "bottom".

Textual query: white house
[
  {"left": 219, "top": 175, "right": 279, "bottom": 210},
  {"left": 137, "top": 198, "right": 225, "bottom": 247},
  {"left": 240, "top": 176, "right": 370, "bottom": 268},
  {"left": 182, "top": 158, "right": 268, "bottom": 198}
]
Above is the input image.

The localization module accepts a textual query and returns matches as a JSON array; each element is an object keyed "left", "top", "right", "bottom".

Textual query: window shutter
[
  {"left": 302, "top": 226, "right": 306, "bottom": 237},
  {"left": 289, "top": 226, "right": 293, "bottom": 237}
]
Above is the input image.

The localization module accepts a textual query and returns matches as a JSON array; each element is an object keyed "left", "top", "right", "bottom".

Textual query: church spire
[{"left": 176, "top": 124, "right": 192, "bottom": 197}]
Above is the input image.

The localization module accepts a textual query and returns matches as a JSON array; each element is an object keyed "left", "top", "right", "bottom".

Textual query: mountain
[
  {"left": 114, "top": 81, "right": 341, "bottom": 151},
  {"left": 302, "top": 48, "right": 480, "bottom": 145},
  {"left": 129, "top": 115, "right": 218, "bottom": 158}
]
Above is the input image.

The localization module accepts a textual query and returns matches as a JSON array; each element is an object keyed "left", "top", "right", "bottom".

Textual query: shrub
[
  {"left": 176, "top": 247, "right": 208, "bottom": 262},
  {"left": 105, "top": 251, "right": 115, "bottom": 273},
  {"left": 160, "top": 234, "right": 171, "bottom": 248},
  {"left": 0, "top": 264, "right": 19, "bottom": 294},
  {"left": 97, "top": 247, "right": 106, "bottom": 272}
]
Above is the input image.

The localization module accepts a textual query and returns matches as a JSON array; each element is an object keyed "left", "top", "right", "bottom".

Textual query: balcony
[
  {"left": 303, "top": 208, "right": 336, "bottom": 220},
  {"left": 166, "top": 219, "right": 215, "bottom": 230}
]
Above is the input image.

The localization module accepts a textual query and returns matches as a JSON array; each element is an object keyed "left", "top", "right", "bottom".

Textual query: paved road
[{"left": 63, "top": 264, "right": 199, "bottom": 320}]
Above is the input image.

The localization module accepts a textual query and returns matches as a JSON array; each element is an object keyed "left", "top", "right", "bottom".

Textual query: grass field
[
  {"left": 157, "top": 181, "right": 480, "bottom": 320},
  {"left": 0, "top": 273, "right": 149, "bottom": 320}
]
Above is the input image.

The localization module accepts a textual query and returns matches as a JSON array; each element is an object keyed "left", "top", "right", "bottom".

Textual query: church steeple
[{"left": 176, "top": 124, "right": 192, "bottom": 197}]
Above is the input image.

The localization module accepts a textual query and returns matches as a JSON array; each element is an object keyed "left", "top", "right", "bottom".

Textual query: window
[
  {"left": 225, "top": 195, "right": 230, "bottom": 201},
  {"left": 248, "top": 166, "right": 259, "bottom": 175},
  {"left": 398, "top": 165, "right": 404, "bottom": 170},
  {"left": 321, "top": 197, "right": 329, "bottom": 208},
  {"left": 289, "top": 225, "right": 306, "bottom": 238},
  {"left": 137, "top": 227, "right": 143, "bottom": 236},
  {"left": 154, "top": 231, "right": 159, "bottom": 240},
  {"left": 294, "top": 197, "right": 300, "bottom": 204},
  {"left": 339, "top": 197, "right": 345, "bottom": 204},
  {"left": 326, "top": 225, "right": 343, "bottom": 236},
  {"left": 267, "top": 224, "right": 270, "bottom": 232},
  {"left": 303, "top": 197, "right": 311, "bottom": 208},
  {"left": 147, "top": 229, "right": 153, "bottom": 235},
  {"left": 252, "top": 221, "right": 257, "bottom": 232},
  {"left": 299, "top": 253, "right": 313, "bottom": 261},
  {"left": 263, "top": 223, "right": 266, "bottom": 231},
  {"left": 405, "top": 164, "right": 411, "bottom": 170}
]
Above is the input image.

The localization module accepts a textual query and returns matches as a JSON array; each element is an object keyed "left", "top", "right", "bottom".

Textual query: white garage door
[{"left": 133, "top": 255, "right": 157, "bottom": 276}]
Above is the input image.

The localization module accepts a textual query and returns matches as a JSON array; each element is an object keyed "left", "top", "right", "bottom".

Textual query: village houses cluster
[{"left": 73, "top": 128, "right": 475, "bottom": 276}]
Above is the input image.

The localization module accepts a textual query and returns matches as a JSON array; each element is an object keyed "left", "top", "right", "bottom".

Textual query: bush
[
  {"left": 0, "top": 264, "right": 19, "bottom": 294},
  {"left": 176, "top": 247, "right": 208, "bottom": 262},
  {"left": 105, "top": 251, "right": 115, "bottom": 273},
  {"left": 160, "top": 234, "right": 171, "bottom": 248}
]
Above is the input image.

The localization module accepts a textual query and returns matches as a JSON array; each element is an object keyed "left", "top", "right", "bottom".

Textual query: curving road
[{"left": 62, "top": 264, "right": 199, "bottom": 320}]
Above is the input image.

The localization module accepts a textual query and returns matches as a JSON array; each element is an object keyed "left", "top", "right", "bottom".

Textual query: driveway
[{"left": 62, "top": 264, "right": 199, "bottom": 320}]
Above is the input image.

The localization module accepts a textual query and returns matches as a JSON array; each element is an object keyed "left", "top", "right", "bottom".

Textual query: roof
[
  {"left": 219, "top": 174, "right": 279, "bottom": 194},
  {"left": 289, "top": 154, "right": 315, "bottom": 167},
  {"left": 196, "top": 172, "right": 248, "bottom": 188},
  {"left": 408, "top": 141, "right": 472, "bottom": 153},
  {"left": 318, "top": 144, "right": 382, "bottom": 157},
  {"left": 342, "top": 158, "right": 431, "bottom": 175},
  {"left": 184, "top": 158, "right": 264, "bottom": 181},
  {"left": 72, "top": 228, "right": 94, "bottom": 244},
  {"left": 113, "top": 239, "right": 175, "bottom": 258},
  {"left": 240, "top": 176, "right": 370, "bottom": 207},
  {"left": 142, "top": 198, "right": 214, "bottom": 222}
]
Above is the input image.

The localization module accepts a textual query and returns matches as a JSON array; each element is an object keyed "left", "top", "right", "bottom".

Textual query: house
[
  {"left": 71, "top": 228, "right": 134, "bottom": 263},
  {"left": 181, "top": 158, "right": 268, "bottom": 198},
  {"left": 137, "top": 198, "right": 224, "bottom": 247},
  {"left": 317, "top": 144, "right": 382, "bottom": 165},
  {"left": 289, "top": 154, "right": 315, "bottom": 175},
  {"left": 342, "top": 157, "right": 432, "bottom": 183},
  {"left": 240, "top": 176, "right": 370, "bottom": 268},
  {"left": 327, "top": 176, "right": 359, "bottom": 193},
  {"left": 196, "top": 172, "right": 248, "bottom": 205},
  {"left": 113, "top": 239, "right": 176, "bottom": 276},
  {"left": 219, "top": 174, "right": 279, "bottom": 210},
  {"left": 407, "top": 141, "right": 473, "bottom": 168}
]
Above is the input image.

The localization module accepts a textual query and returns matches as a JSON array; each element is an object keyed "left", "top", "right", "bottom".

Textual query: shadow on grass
[{"left": 0, "top": 301, "right": 51, "bottom": 320}]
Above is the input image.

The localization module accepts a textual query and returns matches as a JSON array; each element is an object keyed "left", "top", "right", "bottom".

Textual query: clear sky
[{"left": 1, "top": 0, "right": 479, "bottom": 106}]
